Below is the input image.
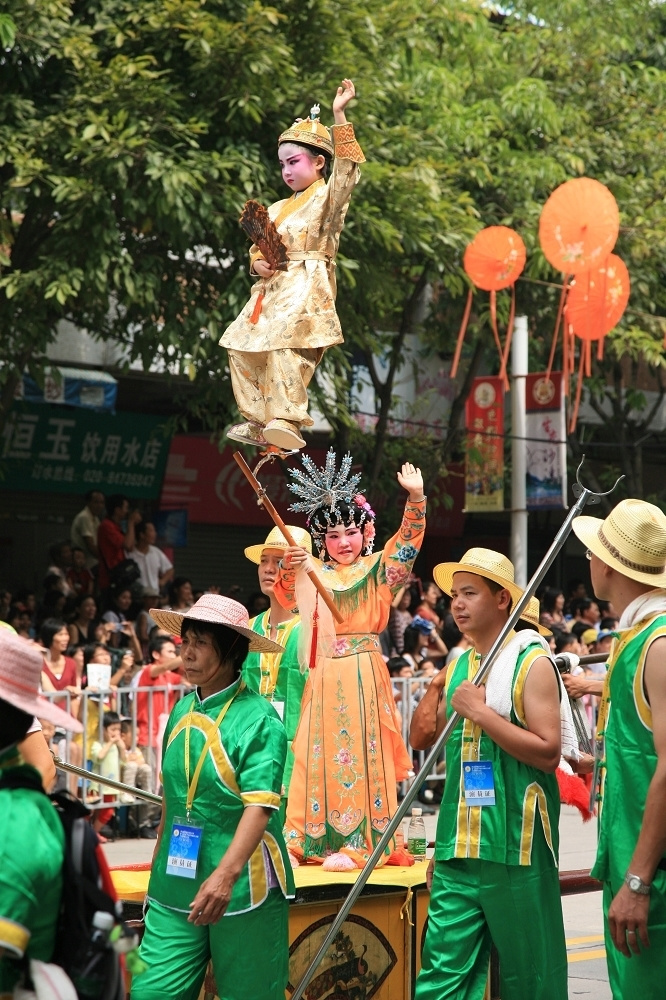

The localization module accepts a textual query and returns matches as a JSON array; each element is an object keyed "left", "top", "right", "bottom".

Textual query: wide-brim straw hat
[
  {"left": 434, "top": 547, "right": 524, "bottom": 606},
  {"left": 572, "top": 498, "right": 666, "bottom": 587},
  {"left": 244, "top": 525, "right": 312, "bottom": 565},
  {"left": 520, "top": 596, "right": 552, "bottom": 637},
  {"left": 0, "top": 626, "right": 83, "bottom": 734},
  {"left": 150, "top": 594, "right": 284, "bottom": 654}
]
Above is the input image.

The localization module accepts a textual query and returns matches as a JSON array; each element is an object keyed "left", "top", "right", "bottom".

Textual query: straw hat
[
  {"left": 572, "top": 498, "right": 666, "bottom": 587},
  {"left": 520, "top": 596, "right": 552, "bottom": 637},
  {"left": 433, "top": 547, "right": 524, "bottom": 605},
  {"left": 150, "top": 594, "right": 284, "bottom": 654},
  {"left": 244, "top": 525, "right": 312, "bottom": 565},
  {"left": 0, "top": 628, "right": 83, "bottom": 734}
]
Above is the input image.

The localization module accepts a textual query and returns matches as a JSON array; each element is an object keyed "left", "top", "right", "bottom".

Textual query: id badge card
[
  {"left": 463, "top": 761, "right": 496, "bottom": 807},
  {"left": 166, "top": 816, "right": 204, "bottom": 879},
  {"left": 272, "top": 700, "right": 285, "bottom": 722}
]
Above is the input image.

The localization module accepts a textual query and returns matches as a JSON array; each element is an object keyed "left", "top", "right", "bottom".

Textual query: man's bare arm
[{"left": 409, "top": 670, "right": 447, "bottom": 750}]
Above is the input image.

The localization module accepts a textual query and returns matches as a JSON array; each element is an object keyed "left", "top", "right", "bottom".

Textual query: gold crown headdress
[{"left": 278, "top": 103, "right": 334, "bottom": 157}]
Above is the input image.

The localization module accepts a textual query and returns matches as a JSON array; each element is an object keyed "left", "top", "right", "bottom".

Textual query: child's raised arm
[{"left": 332, "top": 78, "right": 357, "bottom": 125}]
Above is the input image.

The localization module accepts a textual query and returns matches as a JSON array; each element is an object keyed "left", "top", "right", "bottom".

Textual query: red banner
[{"left": 464, "top": 377, "right": 504, "bottom": 511}]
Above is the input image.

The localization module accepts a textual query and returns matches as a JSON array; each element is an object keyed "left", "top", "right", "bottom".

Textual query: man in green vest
[
  {"left": 411, "top": 548, "right": 568, "bottom": 1000},
  {"left": 573, "top": 498, "right": 666, "bottom": 998},
  {"left": 242, "top": 526, "right": 310, "bottom": 822}
]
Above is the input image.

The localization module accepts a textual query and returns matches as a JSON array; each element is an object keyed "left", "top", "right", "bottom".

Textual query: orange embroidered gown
[{"left": 276, "top": 498, "right": 426, "bottom": 865}]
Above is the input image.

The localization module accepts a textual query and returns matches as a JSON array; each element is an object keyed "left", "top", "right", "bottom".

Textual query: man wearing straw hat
[
  {"left": 0, "top": 628, "right": 83, "bottom": 996},
  {"left": 411, "top": 548, "right": 568, "bottom": 1000},
  {"left": 572, "top": 498, "right": 666, "bottom": 998},
  {"left": 242, "top": 526, "right": 311, "bottom": 822}
]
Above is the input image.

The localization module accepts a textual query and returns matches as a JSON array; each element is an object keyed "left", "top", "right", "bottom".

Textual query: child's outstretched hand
[
  {"left": 396, "top": 463, "right": 424, "bottom": 502},
  {"left": 332, "top": 79, "right": 356, "bottom": 122}
]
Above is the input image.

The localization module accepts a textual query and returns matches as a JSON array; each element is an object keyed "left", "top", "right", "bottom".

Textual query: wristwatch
[{"left": 624, "top": 872, "right": 651, "bottom": 895}]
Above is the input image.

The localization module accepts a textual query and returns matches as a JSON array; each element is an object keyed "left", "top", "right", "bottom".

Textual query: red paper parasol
[
  {"left": 452, "top": 227, "right": 526, "bottom": 386},
  {"left": 539, "top": 178, "right": 619, "bottom": 275},
  {"left": 565, "top": 254, "right": 630, "bottom": 341}
]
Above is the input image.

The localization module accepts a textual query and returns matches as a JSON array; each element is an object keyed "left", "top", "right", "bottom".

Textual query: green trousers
[
  {"left": 131, "top": 889, "right": 289, "bottom": 1000},
  {"left": 603, "top": 869, "right": 666, "bottom": 1000},
  {"left": 416, "top": 828, "right": 567, "bottom": 1000}
]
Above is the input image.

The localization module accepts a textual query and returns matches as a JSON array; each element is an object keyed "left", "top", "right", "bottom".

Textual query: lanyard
[{"left": 184, "top": 681, "right": 244, "bottom": 819}]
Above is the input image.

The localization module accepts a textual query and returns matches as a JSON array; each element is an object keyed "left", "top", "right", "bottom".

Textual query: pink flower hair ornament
[{"left": 354, "top": 493, "right": 376, "bottom": 518}]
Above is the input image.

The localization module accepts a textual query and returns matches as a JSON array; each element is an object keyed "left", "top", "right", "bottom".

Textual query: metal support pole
[
  {"left": 52, "top": 756, "right": 163, "bottom": 804},
  {"left": 511, "top": 315, "right": 529, "bottom": 587},
  {"left": 290, "top": 460, "right": 624, "bottom": 1000}
]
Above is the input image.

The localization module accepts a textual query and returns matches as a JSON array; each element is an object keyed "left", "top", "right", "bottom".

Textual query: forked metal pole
[{"left": 290, "top": 460, "right": 623, "bottom": 1000}]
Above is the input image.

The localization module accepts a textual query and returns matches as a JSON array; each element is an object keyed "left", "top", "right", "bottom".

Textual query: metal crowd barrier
[
  {"left": 392, "top": 675, "right": 446, "bottom": 798},
  {"left": 41, "top": 683, "right": 189, "bottom": 804}
]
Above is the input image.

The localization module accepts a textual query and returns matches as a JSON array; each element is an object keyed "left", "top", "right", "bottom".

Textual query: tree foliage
[{"left": 2, "top": 0, "right": 666, "bottom": 505}]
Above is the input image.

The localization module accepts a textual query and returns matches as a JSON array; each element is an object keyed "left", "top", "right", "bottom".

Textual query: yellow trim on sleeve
[
  {"left": 633, "top": 624, "right": 666, "bottom": 732},
  {"left": 0, "top": 916, "right": 29, "bottom": 956},
  {"left": 241, "top": 790, "right": 281, "bottom": 809},
  {"left": 512, "top": 647, "right": 548, "bottom": 727}
]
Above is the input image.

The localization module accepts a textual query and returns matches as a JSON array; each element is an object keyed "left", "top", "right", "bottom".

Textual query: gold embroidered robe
[{"left": 219, "top": 123, "right": 364, "bottom": 354}]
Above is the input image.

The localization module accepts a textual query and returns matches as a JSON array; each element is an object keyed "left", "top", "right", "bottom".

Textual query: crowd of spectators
[{"left": 0, "top": 490, "right": 262, "bottom": 843}]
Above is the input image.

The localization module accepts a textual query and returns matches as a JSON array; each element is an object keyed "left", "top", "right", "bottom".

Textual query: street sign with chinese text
[{"left": 0, "top": 402, "right": 170, "bottom": 498}]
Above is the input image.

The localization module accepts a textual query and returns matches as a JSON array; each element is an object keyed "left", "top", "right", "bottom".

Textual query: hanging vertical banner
[
  {"left": 465, "top": 376, "right": 504, "bottom": 511},
  {"left": 525, "top": 372, "right": 567, "bottom": 510}
]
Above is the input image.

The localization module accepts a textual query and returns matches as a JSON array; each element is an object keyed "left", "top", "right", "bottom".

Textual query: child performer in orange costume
[
  {"left": 276, "top": 452, "right": 426, "bottom": 867},
  {"left": 220, "top": 80, "right": 365, "bottom": 453}
]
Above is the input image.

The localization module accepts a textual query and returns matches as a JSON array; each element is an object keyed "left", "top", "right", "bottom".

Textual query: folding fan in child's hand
[{"left": 239, "top": 200, "right": 289, "bottom": 271}]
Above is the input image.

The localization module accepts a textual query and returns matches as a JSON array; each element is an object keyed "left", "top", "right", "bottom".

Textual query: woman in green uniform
[{"left": 131, "top": 595, "right": 295, "bottom": 1000}]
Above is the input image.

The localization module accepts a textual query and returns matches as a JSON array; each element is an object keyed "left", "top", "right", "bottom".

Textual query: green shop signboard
[{"left": 1, "top": 402, "right": 170, "bottom": 499}]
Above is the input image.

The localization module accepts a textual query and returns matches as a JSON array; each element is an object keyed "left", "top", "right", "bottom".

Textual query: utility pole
[{"left": 511, "top": 315, "right": 528, "bottom": 587}]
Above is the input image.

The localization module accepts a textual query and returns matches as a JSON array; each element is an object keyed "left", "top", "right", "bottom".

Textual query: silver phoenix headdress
[{"left": 288, "top": 450, "right": 376, "bottom": 557}]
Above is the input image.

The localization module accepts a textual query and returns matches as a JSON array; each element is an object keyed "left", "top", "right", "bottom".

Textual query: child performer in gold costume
[{"left": 220, "top": 79, "right": 365, "bottom": 452}]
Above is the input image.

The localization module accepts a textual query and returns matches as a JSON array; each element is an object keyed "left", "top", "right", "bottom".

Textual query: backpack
[{"left": 50, "top": 792, "right": 125, "bottom": 1000}]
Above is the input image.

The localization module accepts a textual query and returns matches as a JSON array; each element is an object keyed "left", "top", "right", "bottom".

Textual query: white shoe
[{"left": 263, "top": 419, "right": 306, "bottom": 450}]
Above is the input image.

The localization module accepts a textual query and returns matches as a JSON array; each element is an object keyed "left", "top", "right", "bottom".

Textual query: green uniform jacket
[
  {"left": 148, "top": 679, "right": 295, "bottom": 916},
  {"left": 435, "top": 644, "right": 560, "bottom": 867},
  {"left": 242, "top": 611, "right": 304, "bottom": 799},
  {"left": 0, "top": 754, "right": 64, "bottom": 996},
  {"left": 592, "top": 613, "right": 666, "bottom": 884}
]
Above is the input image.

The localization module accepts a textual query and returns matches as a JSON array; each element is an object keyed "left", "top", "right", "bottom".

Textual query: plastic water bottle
[{"left": 407, "top": 807, "right": 427, "bottom": 860}]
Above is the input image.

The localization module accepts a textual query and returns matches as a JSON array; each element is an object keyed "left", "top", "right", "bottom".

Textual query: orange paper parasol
[
  {"left": 565, "top": 254, "right": 630, "bottom": 341},
  {"left": 463, "top": 226, "right": 527, "bottom": 291},
  {"left": 539, "top": 178, "right": 619, "bottom": 275},
  {"left": 451, "top": 226, "right": 526, "bottom": 386}
]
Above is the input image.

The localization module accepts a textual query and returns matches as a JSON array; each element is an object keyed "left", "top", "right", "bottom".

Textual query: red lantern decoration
[{"left": 451, "top": 226, "right": 526, "bottom": 386}]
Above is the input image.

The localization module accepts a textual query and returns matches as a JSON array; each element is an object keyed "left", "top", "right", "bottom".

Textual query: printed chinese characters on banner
[
  {"left": 0, "top": 403, "right": 170, "bottom": 498},
  {"left": 525, "top": 373, "right": 567, "bottom": 510},
  {"left": 464, "top": 377, "right": 504, "bottom": 512}
]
